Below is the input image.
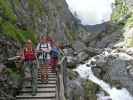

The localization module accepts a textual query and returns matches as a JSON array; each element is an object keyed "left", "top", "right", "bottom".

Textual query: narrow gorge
[{"left": 0, "top": 0, "right": 133, "bottom": 100}]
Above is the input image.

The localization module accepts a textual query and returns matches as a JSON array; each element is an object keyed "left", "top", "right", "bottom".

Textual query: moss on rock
[{"left": 83, "top": 80, "right": 98, "bottom": 100}]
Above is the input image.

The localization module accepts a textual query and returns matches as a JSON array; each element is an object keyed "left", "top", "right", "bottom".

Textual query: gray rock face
[
  {"left": 73, "top": 41, "right": 87, "bottom": 52},
  {"left": 109, "top": 59, "right": 133, "bottom": 93},
  {"left": 96, "top": 31, "right": 122, "bottom": 48},
  {"left": 79, "top": 32, "right": 100, "bottom": 44},
  {"left": 0, "top": 34, "right": 20, "bottom": 63},
  {"left": 9, "top": 0, "right": 80, "bottom": 44}
]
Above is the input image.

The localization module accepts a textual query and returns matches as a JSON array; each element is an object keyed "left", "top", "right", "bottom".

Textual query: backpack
[
  {"left": 50, "top": 48, "right": 59, "bottom": 58},
  {"left": 24, "top": 48, "right": 36, "bottom": 61},
  {"left": 39, "top": 43, "right": 48, "bottom": 50},
  {"left": 38, "top": 43, "right": 49, "bottom": 60}
]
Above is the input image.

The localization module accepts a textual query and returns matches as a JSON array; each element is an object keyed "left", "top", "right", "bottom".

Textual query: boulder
[
  {"left": 77, "top": 51, "right": 89, "bottom": 62},
  {"left": 67, "top": 56, "right": 78, "bottom": 68},
  {"left": 66, "top": 78, "right": 85, "bottom": 100},
  {"left": 63, "top": 48, "right": 74, "bottom": 56}
]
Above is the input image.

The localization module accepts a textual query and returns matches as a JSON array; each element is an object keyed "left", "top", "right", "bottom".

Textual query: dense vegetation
[
  {"left": 111, "top": 0, "right": 133, "bottom": 47},
  {"left": 0, "top": 0, "right": 37, "bottom": 44}
]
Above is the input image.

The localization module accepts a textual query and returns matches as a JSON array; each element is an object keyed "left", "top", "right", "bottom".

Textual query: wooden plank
[{"left": 16, "top": 93, "right": 56, "bottom": 99}]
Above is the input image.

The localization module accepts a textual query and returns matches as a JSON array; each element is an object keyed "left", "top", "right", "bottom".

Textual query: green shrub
[{"left": 111, "top": 0, "right": 128, "bottom": 23}]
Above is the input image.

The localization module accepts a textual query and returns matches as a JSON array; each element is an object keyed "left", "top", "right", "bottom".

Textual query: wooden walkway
[{"left": 16, "top": 67, "right": 57, "bottom": 100}]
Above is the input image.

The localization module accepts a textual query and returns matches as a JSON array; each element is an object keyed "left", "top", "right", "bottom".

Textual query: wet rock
[
  {"left": 67, "top": 78, "right": 85, "bottom": 100},
  {"left": 87, "top": 47, "right": 103, "bottom": 56},
  {"left": 87, "top": 49, "right": 133, "bottom": 95},
  {"left": 77, "top": 51, "right": 89, "bottom": 62},
  {"left": 67, "top": 56, "right": 78, "bottom": 68}
]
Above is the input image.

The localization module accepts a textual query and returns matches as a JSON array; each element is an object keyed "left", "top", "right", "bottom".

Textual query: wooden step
[
  {"left": 20, "top": 88, "right": 56, "bottom": 93},
  {"left": 38, "top": 68, "right": 54, "bottom": 70},
  {"left": 38, "top": 73, "right": 56, "bottom": 75},
  {"left": 38, "top": 78, "right": 56, "bottom": 81},
  {"left": 38, "top": 72, "right": 56, "bottom": 74},
  {"left": 16, "top": 93, "right": 56, "bottom": 99},
  {"left": 25, "top": 84, "right": 56, "bottom": 88},
  {"left": 38, "top": 71, "right": 55, "bottom": 73},
  {"left": 17, "top": 99, "right": 55, "bottom": 100},
  {"left": 38, "top": 75, "right": 56, "bottom": 78},
  {"left": 16, "top": 67, "right": 57, "bottom": 100},
  {"left": 37, "top": 81, "right": 56, "bottom": 84},
  {"left": 37, "top": 79, "right": 56, "bottom": 82},
  {"left": 38, "top": 68, "right": 53, "bottom": 71}
]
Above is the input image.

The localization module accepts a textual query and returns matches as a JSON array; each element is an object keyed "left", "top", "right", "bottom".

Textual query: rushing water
[
  {"left": 74, "top": 63, "right": 133, "bottom": 100},
  {"left": 65, "top": 0, "right": 115, "bottom": 25}
]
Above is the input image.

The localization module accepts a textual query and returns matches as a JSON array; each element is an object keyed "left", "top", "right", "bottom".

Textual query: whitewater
[{"left": 74, "top": 63, "right": 133, "bottom": 100}]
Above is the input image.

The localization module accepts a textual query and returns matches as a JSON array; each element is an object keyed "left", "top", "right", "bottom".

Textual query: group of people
[{"left": 19, "top": 35, "right": 60, "bottom": 96}]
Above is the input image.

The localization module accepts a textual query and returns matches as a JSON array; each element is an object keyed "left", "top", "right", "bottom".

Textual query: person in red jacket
[{"left": 21, "top": 40, "right": 38, "bottom": 96}]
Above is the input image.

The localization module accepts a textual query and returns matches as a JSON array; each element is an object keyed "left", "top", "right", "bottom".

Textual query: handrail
[
  {"left": 56, "top": 50, "right": 67, "bottom": 100},
  {"left": 7, "top": 49, "right": 67, "bottom": 100}
]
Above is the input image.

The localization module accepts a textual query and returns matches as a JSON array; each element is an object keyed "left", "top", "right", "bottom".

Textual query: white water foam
[{"left": 74, "top": 63, "right": 133, "bottom": 100}]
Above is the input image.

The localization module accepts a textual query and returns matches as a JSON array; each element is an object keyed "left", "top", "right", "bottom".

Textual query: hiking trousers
[
  {"left": 49, "top": 58, "right": 58, "bottom": 72},
  {"left": 23, "top": 60, "right": 38, "bottom": 93}
]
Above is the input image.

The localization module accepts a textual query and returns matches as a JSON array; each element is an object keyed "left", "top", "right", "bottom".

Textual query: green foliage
[
  {"left": 68, "top": 69, "right": 77, "bottom": 80},
  {"left": 111, "top": 0, "right": 133, "bottom": 47},
  {"left": 64, "top": 26, "right": 76, "bottom": 43},
  {"left": 28, "top": 0, "right": 45, "bottom": 17},
  {"left": 1, "top": 21, "right": 24, "bottom": 42},
  {"left": 0, "top": 20, "right": 37, "bottom": 43},
  {"left": 83, "top": 80, "right": 97, "bottom": 100},
  {"left": 111, "top": 0, "right": 129, "bottom": 23},
  {"left": 21, "top": 31, "right": 37, "bottom": 44},
  {"left": 0, "top": 0, "right": 17, "bottom": 23},
  {"left": 7, "top": 68, "right": 21, "bottom": 80},
  {"left": 125, "top": 13, "right": 133, "bottom": 28},
  {"left": 0, "top": 0, "right": 37, "bottom": 44},
  {"left": 125, "top": 37, "right": 133, "bottom": 47}
]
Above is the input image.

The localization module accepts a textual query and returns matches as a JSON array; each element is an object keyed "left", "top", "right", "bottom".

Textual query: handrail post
[{"left": 56, "top": 56, "right": 67, "bottom": 100}]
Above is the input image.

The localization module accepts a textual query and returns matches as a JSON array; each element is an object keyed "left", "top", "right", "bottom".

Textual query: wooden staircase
[{"left": 16, "top": 67, "right": 57, "bottom": 100}]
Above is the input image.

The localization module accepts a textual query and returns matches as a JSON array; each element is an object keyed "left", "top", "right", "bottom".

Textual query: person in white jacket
[{"left": 36, "top": 35, "right": 52, "bottom": 83}]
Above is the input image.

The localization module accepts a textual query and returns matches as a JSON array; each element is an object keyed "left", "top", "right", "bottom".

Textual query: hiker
[
  {"left": 36, "top": 35, "right": 52, "bottom": 83},
  {"left": 49, "top": 41, "right": 60, "bottom": 73},
  {"left": 20, "top": 40, "right": 37, "bottom": 96}
]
